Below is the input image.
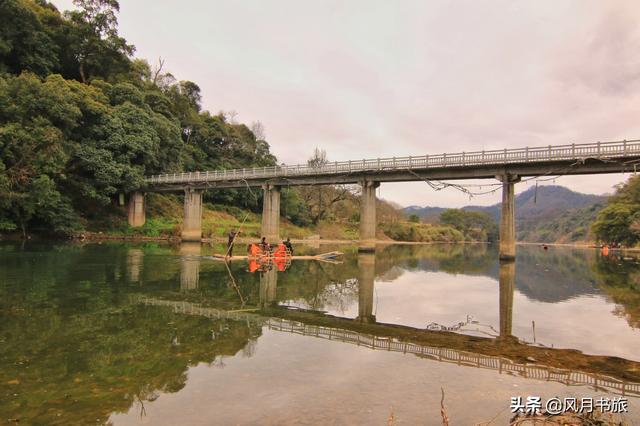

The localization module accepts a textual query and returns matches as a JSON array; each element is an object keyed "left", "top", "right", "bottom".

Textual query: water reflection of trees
[
  {"left": 0, "top": 243, "right": 262, "bottom": 424},
  {"left": 116, "top": 242, "right": 640, "bottom": 330},
  {"left": 592, "top": 253, "right": 640, "bottom": 328}
]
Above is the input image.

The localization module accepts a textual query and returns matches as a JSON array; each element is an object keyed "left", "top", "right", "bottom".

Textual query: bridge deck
[{"left": 145, "top": 139, "right": 640, "bottom": 190}]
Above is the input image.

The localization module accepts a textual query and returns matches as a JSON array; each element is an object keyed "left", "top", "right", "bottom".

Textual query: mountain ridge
[{"left": 403, "top": 185, "right": 607, "bottom": 242}]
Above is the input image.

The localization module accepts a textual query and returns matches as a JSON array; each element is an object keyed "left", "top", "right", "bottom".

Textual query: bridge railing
[{"left": 145, "top": 139, "right": 640, "bottom": 185}]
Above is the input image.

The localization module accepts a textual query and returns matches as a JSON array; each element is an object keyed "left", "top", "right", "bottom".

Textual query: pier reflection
[
  {"left": 126, "top": 248, "right": 143, "bottom": 283},
  {"left": 357, "top": 253, "right": 376, "bottom": 323},
  {"left": 499, "top": 260, "right": 515, "bottom": 339},
  {"left": 259, "top": 267, "right": 278, "bottom": 308},
  {"left": 179, "top": 243, "right": 201, "bottom": 291}
]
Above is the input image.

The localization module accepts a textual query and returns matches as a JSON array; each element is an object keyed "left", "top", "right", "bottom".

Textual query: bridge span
[{"left": 127, "top": 139, "right": 640, "bottom": 258}]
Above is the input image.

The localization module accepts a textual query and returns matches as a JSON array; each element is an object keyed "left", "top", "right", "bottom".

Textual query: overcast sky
[{"left": 52, "top": 0, "right": 640, "bottom": 207}]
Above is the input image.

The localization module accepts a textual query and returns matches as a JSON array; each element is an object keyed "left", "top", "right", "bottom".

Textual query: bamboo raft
[{"left": 203, "top": 251, "right": 344, "bottom": 263}]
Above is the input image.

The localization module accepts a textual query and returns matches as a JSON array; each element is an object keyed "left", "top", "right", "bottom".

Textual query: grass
[
  {"left": 381, "top": 222, "right": 466, "bottom": 242},
  {"left": 84, "top": 194, "right": 475, "bottom": 242}
]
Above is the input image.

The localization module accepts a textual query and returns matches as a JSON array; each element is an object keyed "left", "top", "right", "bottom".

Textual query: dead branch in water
[
  {"left": 387, "top": 406, "right": 396, "bottom": 425},
  {"left": 441, "top": 387, "right": 449, "bottom": 426}
]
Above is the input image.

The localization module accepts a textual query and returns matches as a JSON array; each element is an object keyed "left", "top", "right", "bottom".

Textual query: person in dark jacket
[
  {"left": 283, "top": 237, "right": 294, "bottom": 255},
  {"left": 226, "top": 230, "right": 241, "bottom": 258},
  {"left": 259, "top": 236, "right": 271, "bottom": 253}
]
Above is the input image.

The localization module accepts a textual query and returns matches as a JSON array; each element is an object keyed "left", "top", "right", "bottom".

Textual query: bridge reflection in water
[
  {"left": 132, "top": 294, "right": 640, "bottom": 398},
  {"left": 146, "top": 246, "right": 640, "bottom": 398}
]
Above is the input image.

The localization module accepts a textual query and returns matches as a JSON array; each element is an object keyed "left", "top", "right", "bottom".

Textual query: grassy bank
[
  {"left": 73, "top": 195, "right": 478, "bottom": 243},
  {"left": 82, "top": 193, "right": 313, "bottom": 240},
  {"left": 381, "top": 222, "right": 467, "bottom": 243}
]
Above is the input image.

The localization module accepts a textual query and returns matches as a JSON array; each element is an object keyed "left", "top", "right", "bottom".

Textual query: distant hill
[
  {"left": 404, "top": 205, "right": 447, "bottom": 223},
  {"left": 403, "top": 185, "right": 607, "bottom": 243}
]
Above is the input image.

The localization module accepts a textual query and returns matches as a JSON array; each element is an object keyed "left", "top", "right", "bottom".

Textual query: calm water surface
[{"left": 1, "top": 242, "right": 640, "bottom": 424}]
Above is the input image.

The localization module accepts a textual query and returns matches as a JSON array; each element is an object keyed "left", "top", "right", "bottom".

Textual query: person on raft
[
  {"left": 226, "top": 230, "right": 241, "bottom": 258},
  {"left": 259, "top": 237, "right": 272, "bottom": 253},
  {"left": 283, "top": 237, "right": 294, "bottom": 255}
]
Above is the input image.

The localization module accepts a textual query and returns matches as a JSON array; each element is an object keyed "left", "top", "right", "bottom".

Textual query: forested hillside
[
  {"left": 404, "top": 185, "right": 607, "bottom": 243},
  {"left": 591, "top": 175, "right": 640, "bottom": 246},
  {"left": 0, "top": 0, "right": 291, "bottom": 236}
]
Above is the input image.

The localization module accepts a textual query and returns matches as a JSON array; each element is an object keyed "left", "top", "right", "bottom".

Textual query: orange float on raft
[
  {"left": 273, "top": 244, "right": 287, "bottom": 258},
  {"left": 248, "top": 243, "right": 263, "bottom": 257}
]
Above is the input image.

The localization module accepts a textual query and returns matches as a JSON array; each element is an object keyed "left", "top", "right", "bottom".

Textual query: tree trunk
[{"left": 79, "top": 62, "right": 87, "bottom": 84}]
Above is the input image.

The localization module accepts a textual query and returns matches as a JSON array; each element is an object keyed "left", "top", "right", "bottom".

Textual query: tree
[
  {"left": 591, "top": 175, "right": 640, "bottom": 245},
  {"left": 295, "top": 148, "right": 352, "bottom": 225},
  {"left": 0, "top": 0, "right": 61, "bottom": 76},
  {"left": 250, "top": 121, "right": 265, "bottom": 141},
  {"left": 440, "top": 209, "right": 498, "bottom": 242},
  {"left": 64, "top": 0, "right": 134, "bottom": 83}
]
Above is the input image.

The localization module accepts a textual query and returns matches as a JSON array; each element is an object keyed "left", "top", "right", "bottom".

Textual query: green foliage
[
  {"left": 439, "top": 209, "right": 498, "bottom": 242},
  {"left": 517, "top": 203, "right": 603, "bottom": 243},
  {"left": 0, "top": 0, "right": 61, "bottom": 76},
  {"left": 408, "top": 213, "right": 420, "bottom": 223},
  {"left": 592, "top": 175, "right": 640, "bottom": 246},
  {"left": 0, "top": 1, "right": 278, "bottom": 237},
  {"left": 381, "top": 222, "right": 465, "bottom": 243}
]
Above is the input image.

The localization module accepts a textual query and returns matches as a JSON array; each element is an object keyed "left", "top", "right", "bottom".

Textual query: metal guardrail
[
  {"left": 145, "top": 139, "right": 640, "bottom": 185},
  {"left": 132, "top": 296, "right": 640, "bottom": 397}
]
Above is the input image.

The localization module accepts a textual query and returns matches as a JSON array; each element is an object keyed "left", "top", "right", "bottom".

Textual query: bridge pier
[
  {"left": 127, "top": 192, "right": 146, "bottom": 227},
  {"left": 498, "top": 260, "right": 515, "bottom": 339},
  {"left": 497, "top": 174, "right": 520, "bottom": 261},
  {"left": 359, "top": 180, "right": 380, "bottom": 252},
  {"left": 182, "top": 188, "right": 204, "bottom": 242},
  {"left": 261, "top": 184, "right": 281, "bottom": 242},
  {"left": 179, "top": 242, "right": 201, "bottom": 291},
  {"left": 357, "top": 252, "right": 376, "bottom": 323}
]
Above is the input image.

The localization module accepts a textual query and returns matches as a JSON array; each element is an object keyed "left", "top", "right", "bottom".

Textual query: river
[{"left": 1, "top": 242, "right": 639, "bottom": 424}]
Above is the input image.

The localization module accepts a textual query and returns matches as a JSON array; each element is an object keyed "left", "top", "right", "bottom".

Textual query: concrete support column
[
  {"left": 359, "top": 180, "right": 380, "bottom": 252},
  {"left": 127, "top": 192, "right": 145, "bottom": 227},
  {"left": 498, "top": 260, "right": 515, "bottom": 339},
  {"left": 261, "top": 184, "right": 281, "bottom": 242},
  {"left": 259, "top": 268, "right": 278, "bottom": 308},
  {"left": 497, "top": 174, "right": 520, "bottom": 261},
  {"left": 179, "top": 242, "right": 201, "bottom": 291},
  {"left": 356, "top": 252, "right": 376, "bottom": 323},
  {"left": 182, "top": 188, "right": 204, "bottom": 242}
]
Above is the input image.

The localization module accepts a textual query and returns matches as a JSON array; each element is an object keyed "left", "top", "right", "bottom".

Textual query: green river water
[{"left": 1, "top": 242, "right": 639, "bottom": 424}]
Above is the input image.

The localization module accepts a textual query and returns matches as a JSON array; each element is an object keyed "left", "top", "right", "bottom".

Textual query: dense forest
[
  {"left": 591, "top": 175, "right": 640, "bottom": 246},
  {"left": 0, "top": 0, "right": 285, "bottom": 236}
]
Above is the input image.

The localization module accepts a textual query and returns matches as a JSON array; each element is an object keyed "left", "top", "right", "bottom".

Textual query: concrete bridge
[{"left": 128, "top": 139, "right": 640, "bottom": 258}]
